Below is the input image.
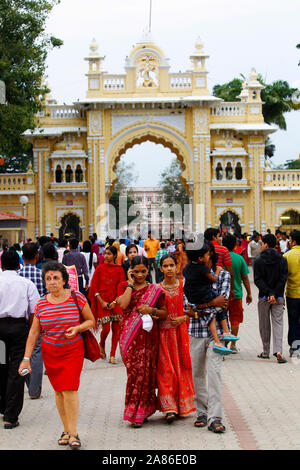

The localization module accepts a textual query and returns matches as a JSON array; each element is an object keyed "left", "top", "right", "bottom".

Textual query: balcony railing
[
  {"left": 0, "top": 173, "right": 35, "bottom": 193},
  {"left": 103, "top": 75, "right": 126, "bottom": 90},
  {"left": 264, "top": 169, "right": 300, "bottom": 189},
  {"left": 49, "top": 105, "right": 84, "bottom": 119},
  {"left": 170, "top": 73, "right": 192, "bottom": 89},
  {"left": 210, "top": 103, "right": 247, "bottom": 116}
]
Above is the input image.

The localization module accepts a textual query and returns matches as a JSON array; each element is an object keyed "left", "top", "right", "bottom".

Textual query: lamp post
[{"left": 19, "top": 195, "right": 29, "bottom": 243}]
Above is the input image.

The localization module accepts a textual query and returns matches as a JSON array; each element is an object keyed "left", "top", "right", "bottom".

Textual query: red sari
[
  {"left": 118, "top": 282, "right": 165, "bottom": 424},
  {"left": 89, "top": 263, "right": 126, "bottom": 326},
  {"left": 157, "top": 281, "right": 196, "bottom": 416}
]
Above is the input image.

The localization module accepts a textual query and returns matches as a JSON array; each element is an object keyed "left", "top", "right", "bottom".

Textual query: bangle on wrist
[
  {"left": 151, "top": 307, "right": 157, "bottom": 317},
  {"left": 127, "top": 284, "right": 134, "bottom": 289},
  {"left": 23, "top": 357, "right": 30, "bottom": 361},
  {"left": 95, "top": 292, "right": 100, "bottom": 297}
]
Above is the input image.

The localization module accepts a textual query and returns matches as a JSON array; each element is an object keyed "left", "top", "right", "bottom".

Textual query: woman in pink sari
[{"left": 117, "top": 256, "right": 167, "bottom": 428}]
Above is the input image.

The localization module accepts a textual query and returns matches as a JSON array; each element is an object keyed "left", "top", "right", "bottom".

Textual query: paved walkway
[{"left": 1, "top": 273, "right": 300, "bottom": 451}]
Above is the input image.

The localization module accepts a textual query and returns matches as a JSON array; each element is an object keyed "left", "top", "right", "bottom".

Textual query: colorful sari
[
  {"left": 118, "top": 282, "right": 165, "bottom": 424},
  {"left": 157, "top": 281, "right": 196, "bottom": 416}
]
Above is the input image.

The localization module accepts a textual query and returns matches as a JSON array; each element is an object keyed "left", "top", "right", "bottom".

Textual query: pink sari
[{"left": 118, "top": 282, "right": 165, "bottom": 424}]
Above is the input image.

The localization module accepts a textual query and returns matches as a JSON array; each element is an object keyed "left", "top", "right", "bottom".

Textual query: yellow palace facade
[{"left": 1, "top": 35, "right": 300, "bottom": 243}]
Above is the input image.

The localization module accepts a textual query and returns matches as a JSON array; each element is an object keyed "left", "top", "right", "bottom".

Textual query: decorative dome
[{"left": 89, "top": 38, "right": 99, "bottom": 57}]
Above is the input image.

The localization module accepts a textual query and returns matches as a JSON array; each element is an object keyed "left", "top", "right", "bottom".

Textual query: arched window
[
  {"left": 216, "top": 162, "right": 223, "bottom": 180},
  {"left": 75, "top": 164, "right": 83, "bottom": 183},
  {"left": 65, "top": 164, "right": 73, "bottom": 183},
  {"left": 235, "top": 162, "right": 243, "bottom": 180},
  {"left": 55, "top": 165, "right": 63, "bottom": 183},
  {"left": 225, "top": 162, "right": 233, "bottom": 180}
]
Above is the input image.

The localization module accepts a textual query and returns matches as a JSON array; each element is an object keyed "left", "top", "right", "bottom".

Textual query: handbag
[{"left": 71, "top": 290, "right": 101, "bottom": 362}]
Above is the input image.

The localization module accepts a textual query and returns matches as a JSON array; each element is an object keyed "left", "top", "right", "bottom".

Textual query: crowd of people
[{"left": 0, "top": 226, "right": 299, "bottom": 448}]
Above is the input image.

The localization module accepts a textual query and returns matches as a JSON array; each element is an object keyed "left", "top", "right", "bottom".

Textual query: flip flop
[
  {"left": 257, "top": 353, "right": 270, "bottom": 359},
  {"left": 213, "top": 345, "right": 232, "bottom": 355},
  {"left": 222, "top": 335, "right": 240, "bottom": 341}
]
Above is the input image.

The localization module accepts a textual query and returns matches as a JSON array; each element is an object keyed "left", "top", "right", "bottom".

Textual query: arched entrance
[
  {"left": 220, "top": 210, "right": 241, "bottom": 235},
  {"left": 101, "top": 126, "right": 194, "bottom": 238},
  {"left": 279, "top": 209, "right": 300, "bottom": 231},
  {"left": 59, "top": 213, "right": 82, "bottom": 240}
]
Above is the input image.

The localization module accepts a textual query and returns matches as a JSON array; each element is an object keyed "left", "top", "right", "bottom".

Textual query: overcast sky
[{"left": 45, "top": 0, "right": 300, "bottom": 185}]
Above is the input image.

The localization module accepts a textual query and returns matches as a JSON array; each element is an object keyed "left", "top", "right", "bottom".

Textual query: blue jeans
[{"left": 286, "top": 297, "right": 300, "bottom": 352}]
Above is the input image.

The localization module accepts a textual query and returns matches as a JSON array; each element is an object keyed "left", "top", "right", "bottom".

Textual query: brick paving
[{"left": 1, "top": 273, "right": 300, "bottom": 451}]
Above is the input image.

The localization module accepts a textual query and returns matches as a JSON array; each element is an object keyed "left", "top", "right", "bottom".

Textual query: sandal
[
  {"left": 213, "top": 345, "right": 232, "bottom": 355},
  {"left": 109, "top": 356, "right": 118, "bottom": 364},
  {"left": 68, "top": 433, "right": 81, "bottom": 449},
  {"left": 257, "top": 353, "right": 270, "bottom": 359},
  {"left": 208, "top": 419, "right": 226, "bottom": 433},
  {"left": 166, "top": 413, "right": 176, "bottom": 424},
  {"left": 99, "top": 345, "right": 106, "bottom": 360},
  {"left": 58, "top": 431, "right": 70, "bottom": 446},
  {"left": 274, "top": 353, "right": 287, "bottom": 364},
  {"left": 131, "top": 422, "right": 143, "bottom": 428},
  {"left": 194, "top": 414, "right": 207, "bottom": 428}
]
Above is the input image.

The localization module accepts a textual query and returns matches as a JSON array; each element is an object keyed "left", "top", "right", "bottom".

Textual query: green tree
[
  {"left": 213, "top": 77, "right": 298, "bottom": 130},
  {"left": 0, "top": 0, "right": 63, "bottom": 173},
  {"left": 159, "top": 158, "right": 189, "bottom": 211},
  {"left": 109, "top": 159, "right": 138, "bottom": 230},
  {"left": 278, "top": 159, "right": 300, "bottom": 169}
]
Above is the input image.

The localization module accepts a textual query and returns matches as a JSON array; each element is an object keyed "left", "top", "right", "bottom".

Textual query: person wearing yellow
[
  {"left": 283, "top": 230, "right": 300, "bottom": 357},
  {"left": 143, "top": 232, "right": 160, "bottom": 283}
]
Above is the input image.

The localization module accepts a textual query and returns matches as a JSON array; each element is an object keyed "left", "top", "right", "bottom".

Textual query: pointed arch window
[
  {"left": 225, "top": 162, "right": 233, "bottom": 180},
  {"left": 55, "top": 165, "right": 63, "bottom": 183},
  {"left": 216, "top": 162, "right": 223, "bottom": 180},
  {"left": 75, "top": 164, "right": 83, "bottom": 182},
  {"left": 65, "top": 164, "right": 73, "bottom": 183},
  {"left": 235, "top": 162, "right": 243, "bottom": 180}
]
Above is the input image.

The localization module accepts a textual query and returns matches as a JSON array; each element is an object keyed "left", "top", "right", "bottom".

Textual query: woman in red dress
[
  {"left": 19, "top": 261, "right": 95, "bottom": 449},
  {"left": 157, "top": 254, "right": 196, "bottom": 423},
  {"left": 117, "top": 256, "right": 167, "bottom": 428},
  {"left": 89, "top": 245, "right": 126, "bottom": 364}
]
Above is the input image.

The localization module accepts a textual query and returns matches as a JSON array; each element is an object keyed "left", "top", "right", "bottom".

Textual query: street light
[{"left": 19, "top": 195, "right": 29, "bottom": 242}]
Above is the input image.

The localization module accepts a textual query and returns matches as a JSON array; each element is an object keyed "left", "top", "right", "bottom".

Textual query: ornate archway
[
  {"left": 105, "top": 123, "right": 193, "bottom": 198},
  {"left": 220, "top": 210, "right": 241, "bottom": 235}
]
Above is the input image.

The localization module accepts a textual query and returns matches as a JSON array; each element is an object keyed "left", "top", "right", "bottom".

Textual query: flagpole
[{"left": 149, "top": 0, "right": 152, "bottom": 32}]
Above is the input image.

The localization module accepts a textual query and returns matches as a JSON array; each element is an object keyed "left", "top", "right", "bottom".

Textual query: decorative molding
[
  {"left": 111, "top": 112, "right": 186, "bottom": 136},
  {"left": 89, "top": 110, "right": 102, "bottom": 136}
]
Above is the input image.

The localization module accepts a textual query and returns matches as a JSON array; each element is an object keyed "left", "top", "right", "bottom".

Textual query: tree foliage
[
  {"left": 159, "top": 158, "right": 189, "bottom": 211},
  {"left": 109, "top": 159, "right": 138, "bottom": 230},
  {"left": 0, "top": 0, "right": 63, "bottom": 172}
]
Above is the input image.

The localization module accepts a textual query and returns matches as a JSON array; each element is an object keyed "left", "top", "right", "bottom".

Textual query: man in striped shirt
[
  {"left": 204, "top": 228, "right": 235, "bottom": 299},
  {"left": 18, "top": 243, "right": 47, "bottom": 399}
]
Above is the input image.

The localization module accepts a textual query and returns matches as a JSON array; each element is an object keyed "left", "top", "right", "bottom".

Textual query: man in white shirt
[{"left": 0, "top": 249, "right": 40, "bottom": 429}]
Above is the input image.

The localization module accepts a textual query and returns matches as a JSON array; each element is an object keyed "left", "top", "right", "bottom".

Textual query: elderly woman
[{"left": 19, "top": 261, "right": 95, "bottom": 449}]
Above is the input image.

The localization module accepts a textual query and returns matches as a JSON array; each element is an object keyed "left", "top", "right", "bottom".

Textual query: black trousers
[{"left": 0, "top": 318, "right": 29, "bottom": 423}]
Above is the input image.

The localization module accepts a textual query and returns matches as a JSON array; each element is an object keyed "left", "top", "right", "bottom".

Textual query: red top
[
  {"left": 212, "top": 241, "right": 232, "bottom": 268},
  {"left": 89, "top": 263, "right": 126, "bottom": 324}
]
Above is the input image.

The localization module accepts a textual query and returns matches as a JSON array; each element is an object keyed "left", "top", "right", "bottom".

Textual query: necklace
[
  {"left": 162, "top": 279, "right": 179, "bottom": 290},
  {"left": 133, "top": 281, "right": 148, "bottom": 290}
]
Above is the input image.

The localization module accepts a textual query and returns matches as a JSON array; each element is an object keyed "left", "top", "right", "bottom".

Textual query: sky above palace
[{"left": 45, "top": 0, "right": 300, "bottom": 186}]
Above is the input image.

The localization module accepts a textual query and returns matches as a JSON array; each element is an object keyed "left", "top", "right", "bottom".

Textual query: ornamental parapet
[
  {"left": 263, "top": 169, "right": 300, "bottom": 191},
  {"left": 0, "top": 173, "right": 35, "bottom": 195}
]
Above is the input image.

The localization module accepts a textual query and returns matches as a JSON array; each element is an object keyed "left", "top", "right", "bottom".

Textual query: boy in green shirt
[{"left": 222, "top": 234, "right": 252, "bottom": 352}]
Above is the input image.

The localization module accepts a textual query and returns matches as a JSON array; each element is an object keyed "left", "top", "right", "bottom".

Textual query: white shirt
[
  {"left": 279, "top": 239, "right": 288, "bottom": 253},
  {"left": 81, "top": 252, "right": 97, "bottom": 286},
  {"left": 0, "top": 270, "right": 40, "bottom": 320}
]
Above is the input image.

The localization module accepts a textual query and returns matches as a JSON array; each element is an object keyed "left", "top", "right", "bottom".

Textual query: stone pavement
[{"left": 1, "top": 272, "right": 300, "bottom": 451}]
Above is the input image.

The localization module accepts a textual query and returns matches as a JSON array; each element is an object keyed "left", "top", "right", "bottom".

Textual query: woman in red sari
[
  {"left": 157, "top": 254, "right": 196, "bottom": 423},
  {"left": 89, "top": 245, "right": 126, "bottom": 364},
  {"left": 117, "top": 256, "right": 167, "bottom": 428}
]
